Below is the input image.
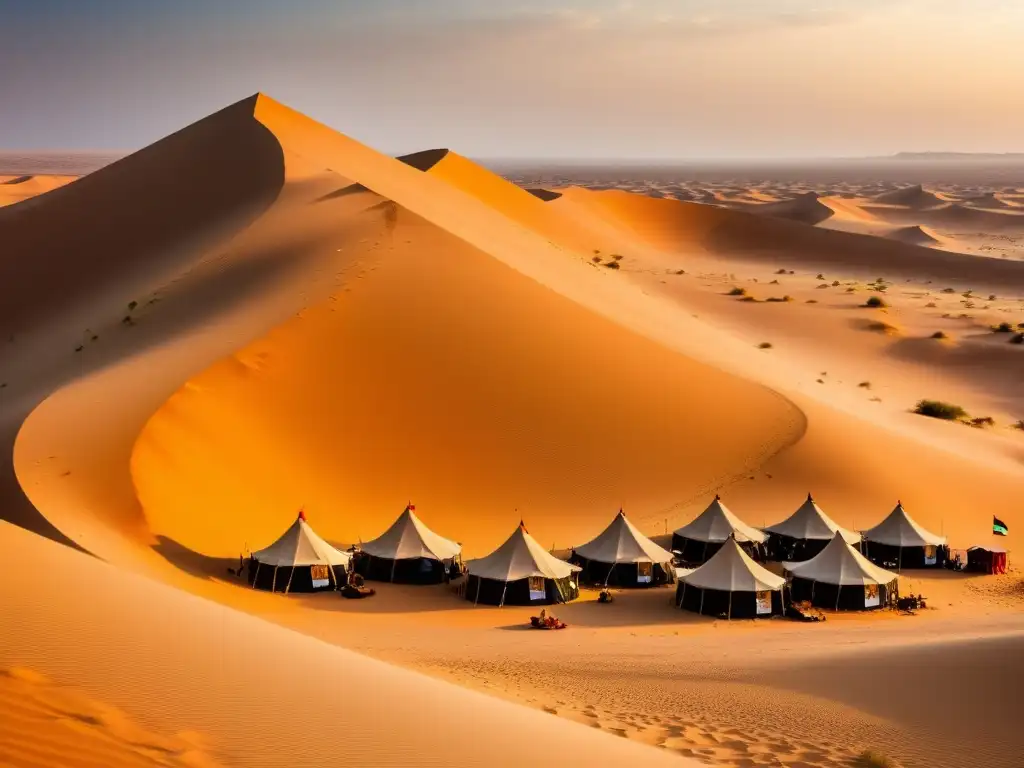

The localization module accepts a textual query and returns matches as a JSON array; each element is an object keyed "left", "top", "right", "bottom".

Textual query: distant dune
[
  {"left": 744, "top": 191, "right": 835, "bottom": 226},
  {"left": 871, "top": 184, "right": 946, "bottom": 208}
]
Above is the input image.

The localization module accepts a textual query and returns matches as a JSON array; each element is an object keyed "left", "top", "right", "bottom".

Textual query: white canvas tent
[
  {"left": 465, "top": 523, "right": 580, "bottom": 606},
  {"left": 250, "top": 510, "right": 351, "bottom": 593},
  {"left": 783, "top": 531, "right": 898, "bottom": 610},
  {"left": 764, "top": 493, "right": 860, "bottom": 560},
  {"left": 676, "top": 537, "right": 785, "bottom": 618},
  {"left": 861, "top": 501, "right": 948, "bottom": 569},
  {"left": 572, "top": 510, "right": 675, "bottom": 586},
  {"left": 357, "top": 505, "right": 462, "bottom": 583},
  {"left": 672, "top": 495, "right": 766, "bottom": 563}
]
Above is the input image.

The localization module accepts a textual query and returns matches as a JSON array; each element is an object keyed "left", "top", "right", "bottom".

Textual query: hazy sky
[{"left": 2, "top": 0, "right": 1023, "bottom": 159}]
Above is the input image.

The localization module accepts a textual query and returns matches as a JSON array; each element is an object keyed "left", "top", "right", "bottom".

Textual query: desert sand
[{"left": 2, "top": 94, "right": 1022, "bottom": 768}]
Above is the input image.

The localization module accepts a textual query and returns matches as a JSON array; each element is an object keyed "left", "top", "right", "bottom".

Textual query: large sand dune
[{"left": 3, "top": 94, "right": 1023, "bottom": 768}]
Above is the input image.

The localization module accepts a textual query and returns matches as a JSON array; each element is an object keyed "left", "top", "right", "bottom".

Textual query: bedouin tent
[
  {"left": 570, "top": 510, "right": 676, "bottom": 587},
  {"left": 249, "top": 510, "right": 351, "bottom": 593},
  {"left": 764, "top": 493, "right": 861, "bottom": 561},
  {"left": 675, "top": 536, "right": 786, "bottom": 619},
  {"left": 671, "top": 495, "right": 767, "bottom": 563},
  {"left": 465, "top": 522, "right": 580, "bottom": 606},
  {"left": 861, "top": 501, "right": 948, "bottom": 569},
  {"left": 784, "top": 531, "right": 899, "bottom": 610},
  {"left": 354, "top": 504, "right": 462, "bottom": 584},
  {"left": 966, "top": 546, "right": 1008, "bottom": 575}
]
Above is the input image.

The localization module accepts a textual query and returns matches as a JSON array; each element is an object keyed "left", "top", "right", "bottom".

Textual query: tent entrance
[
  {"left": 864, "top": 583, "right": 880, "bottom": 608},
  {"left": 529, "top": 576, "right": 546, "bottom": 601},
  {"left": 310, "top": 564, "right": 330, "bottom": 589},
  {"left": 637, "top": 561, "right": 652, "bottom": 584},
  {"left": 755, "top": 590, "right": 772, "bottom": 615}
]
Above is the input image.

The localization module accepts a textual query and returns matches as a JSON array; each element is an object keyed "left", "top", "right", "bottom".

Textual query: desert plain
[{"left": 1, "top": 96, "right": 1022, "bottom": 768}]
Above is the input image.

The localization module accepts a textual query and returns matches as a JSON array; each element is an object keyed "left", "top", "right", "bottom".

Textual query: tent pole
[
  {"left": 810, "top": 580, "right": 816, "bottom": 605},
  {"left": 605, "top": 562, "right": 616, "bottom": 587},
  {"left": 702, "top": 540, "right": 709, "bottom": 562},
  {"left": 251, "top": 561, "right": 261, "bottom": 589},
  {"left": 679, "top": 581, "right": 687, "bottom": 608},
  {"left": 390, "top": 557, "right": 397, "bottom": 583},
  {"left": 727, "top": 590, "right": 733, "bottom": 620},
  {"left": 898, "top": 546, "right": 903, "bottom": 573},
  {"left": 284, "top": 566, "right": 296, "bottom": 595},
  {"left": 475, "top": 577, "right": 482, "bottom": 605},
  {"left": 271, "top": 565, "right": 279, "bottom": 593},
  {"left": 499, "top": 581, "right": 508, "bottom": 608},
  {"left": 699, "top": 588, "right": 705, "bottom": 616},
  {"left": 835, "top": 586, "right": 841, "bottom": 612}
]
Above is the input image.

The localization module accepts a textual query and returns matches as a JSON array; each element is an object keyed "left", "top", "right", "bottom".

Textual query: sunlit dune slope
[
  {"left": 555, "top": 188, "right": 1024, "bottom": 291},
  {"left": 0, "top": 174, "right": 78, "bottom": 208},
  {"left": 131, "top": 202, "right": 802, "bottom": 558},
  {"left": 0, "top": 521, "right": 694, "bottom": 768},
  {"left": 872, "top": 184, "right": 945, "bottom": 208}
]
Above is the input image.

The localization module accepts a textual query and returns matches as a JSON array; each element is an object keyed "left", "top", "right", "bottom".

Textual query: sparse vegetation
[
  {"left": 728, "top": 287, "right": 747, "bottom": 296},
  {"left": 674, "top": 269, "right": 685, "bottom": 275},
  {"left": 806, "top": 299, "right": 818, "bottom": 304},
  {"left": 603, "top": 260, "right": 620, "bottom": 270},
  {"left": 775, "top": 268, "right": 788, "bottom": 274},
  {"left": 846, "top": 287, "right": 857, "bottom": 293},
  {"left": 740, "top": 295, "right": 758, "bottom": 303},
  {"left": 992, "top": 321, "right": 1014, "bottom": 333},
  {"left": 122, "top": 315, "right": 135, "bottom": 326},
  {"left": 831, "top": 280, "right": 840, "bottom": 286},
  {"left": 817, "top": 283, "right": 829, "bottom": 289},
  {"left": 816, "top": 273, "right": 825, "bottom": 280},
  {"left": 610, "top": 254, "right": 624, "bottom": 261},
  {"left": 866, "top": 321, "right": 897, "bottom": 334},
  {"left": 989, "top": 294, "right": 997, "bottom": 301},
  {"left": 769, "top": 279, "right": 780, "bottom": 285},
  {"left": 924, "top": 302, "right": 936, "bottom": 308},
  {"left": 864, "top": 296, "right": 887, "bottom": 308},
  {"left": 1010, "top": 333, "right": 1024, "bottom": 345},
  {"left": 914, "top": 399, "right": 968, "bottom": 421},
  {"left": 1013, "top": 420, "right": 1024, "bottom": 431},
  {"left": 766, "top": 295, "right": 793, "bottom": 303},
  {"left": 74, "top": 345, "right": 83, "bottom": 352},
  {"left": 970, "top": 416, "right": 995, "bottom": 429},
  {"left": 858, "top": 381, "right": 871, "bottom": 389},
  {"left": 591, "top": 256, "right": 602, "bottom": 263},
  {"left": 758, "top": 342, "right": 773, "bottom": 349},
  {"left": 127, "top": 300, "right": 138, "bottom": 311},
  {"left": 931, "top": 331, "right": 948, "bottom": 339},
  {"left": 941, "top": 287, "right": 956, "bottom": 294},
  {"left": 856, "top": 751, "right": 896, "bottom": 768}
]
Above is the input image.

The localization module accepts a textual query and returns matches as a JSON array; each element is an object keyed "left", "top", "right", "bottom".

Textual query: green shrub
[
  {"left": 864, "top": 296, "right": 887, "bottom": 308},
  {"left": 914, "top": 400, "right": 967, "bottom": 421}
]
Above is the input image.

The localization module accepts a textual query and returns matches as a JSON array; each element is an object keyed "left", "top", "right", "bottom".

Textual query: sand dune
[
  {"left": 884, "top": 224, "right": 943, "bottom": 246},
  {"left": 743, "top": 192, "right": 835, "bottom": 226},
  {"left": 0, "top": 173, "right": 76, "bottom": 208},
  {"left": 872, "top": 184, "right": 946, "bottom": 208},
  {"left": 3, "top": 93, "right": 1023, "bottom": 768}
]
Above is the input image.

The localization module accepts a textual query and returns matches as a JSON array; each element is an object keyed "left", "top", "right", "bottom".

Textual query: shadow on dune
[
  {"left": 315, "top": 148, "right": 449, "bottom": 201},
  {"left": 152, "top": 535, "right": 240, "bottom": 581}
]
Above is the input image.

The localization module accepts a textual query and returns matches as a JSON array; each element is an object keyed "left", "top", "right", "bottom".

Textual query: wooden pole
[
  {"left": 251, "top": 561, "right": 261, "bottom": 589},
  {"left": 699, "top": 588, "right": 705, "bottom": 616},
  {"left": 679, "top": 581, "right": 687, "bottom": 608},
  {"left": 727, "top": 590, "right": 733, "bottom": 620},
  {"left": 499, "top": 581, "right": 508, "bottom": 608},
  {"left": 475, "top": 577, "right": 482, "bottom": 605},
  {"left": 284, "top": 566, "right": 296, "bottom": 594},
  {"left": 390, "top": 557, "right": 397, "bottom": 583},
  {"left": 271, "top": 565, "right": 279, "bottom": 593}
]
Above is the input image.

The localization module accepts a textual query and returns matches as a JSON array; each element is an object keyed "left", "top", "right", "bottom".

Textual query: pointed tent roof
[
  {"left": 862, "top": 501, "right": 946, "bottom": 547},
  {"left": 574, "top": 510, "right": 674, "bottom": 565},
  {"left": 673, "top": 495, "right": 767, "bottom": 544},
  {"left": 765, "top": 493, "right": 861, "bottom": 544},
  {"left": 784, "top": 531, "right": 898, "bottom": 586},
  {"left": 252, "top": 511, "right": 352, "bottom": 568},
  {"left": 681, "top": 537, "right": 785, "bottom": 592},
  {"left": 467, "top": 522, "right": 580, "bottom": 582},
  {"left": 360, "top": 505, "right": 461, "bottom": 561}
]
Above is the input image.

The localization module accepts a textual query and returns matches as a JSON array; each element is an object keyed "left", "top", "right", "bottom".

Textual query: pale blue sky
[{"left": 2, "top": 0, "right": 1022, "bottom": 158}]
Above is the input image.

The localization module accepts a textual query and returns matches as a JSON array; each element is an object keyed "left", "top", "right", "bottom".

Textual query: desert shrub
[
  {"left": 931, "top": 331, "right": 948, "bottom": 339},
  {"left": 858, "top": 381, "right": 871, "bottom": 388},
  {"left": 817, "top": 283, "right": 829, "bottom": 289},
  {"left": 989, "top": 294, "right": 997, "bottom": 301},
  {"left": 766, "top": 296, "right": 793, "bottom": 303},
  {"left": 127, "top": 300, "right": 138, "bottom": 311},
  {"left": 1013, "top": 420, "right": 1024, "bottom": 431},
  {"left": 993, "top": 321, "right": 1014, "bottom": 333},
  {"left": 611, "top": 254, "right": 624, "bottom": 261},
  {"left": 74, "top": 345, "right": 83, "bottom": 352},
  {"left": 914, "top": 400, "right": 967, "bottom": 421},
  {"left": 816, "top": 273, "right": 825, "bottom": 280},
  {"left": 867, "top": 321, "right": 896, "bottom": 333},
  {"left": 864, "top": 296, "right": 887, "bottom": 308},
  {"left": 675, "top": 269, "right": 685, "bottom": 275},
  {"left": 770, "top": 279, "right": 780, "bottom": 284},
  {"left": 740, "top": 295, "right": 758, "bottom": 303},
  {"left": 832, "top": 280, "right": 840, "bottom": 286},
  {"left": 806, "top": 299, "right": 818, "bottom": 304},
  {"left": 846, "top": 287, "right": 857, "bottom": 293},
  {"left": 776, "top": 268, "right": 787, "bottom": 274},
  {"left": 603, "top": 260, "right": 620, "bottom": 270},
  {"left": 924, "top": 302, "right": 936, "bottom": 308},
  {"left": 728, "top": 287, "right": 747, "bottom": 296},
  {"left": 758, "top": 342, "right": 773, "bottom": 349},
  {"left": 122, "top": 315, "right": 135, "bottom": 325},
  {"left": 856, "top": 751, "right": 896, "bottom": 768},
  {"left": 1010, "top": 333, "right": 1024, "bottom": 345},
  {"left": 941, "top": 287, "right": 956, "bottom": 293},
  {"left": 591, "top": 256, "right": 602, "bottom": 263},
  {"left": 971, "top": 417, "right": 995, "bottom": 428}
]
